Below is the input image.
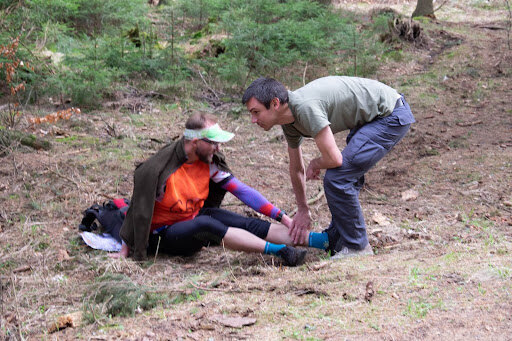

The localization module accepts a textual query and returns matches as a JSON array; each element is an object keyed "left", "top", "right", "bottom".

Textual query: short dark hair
[
  {"left": 185, "top": 113, "right": 217, "bottom": 130},
  {"left": 242, "top": 77, "right": 289, "bottom": 109}
]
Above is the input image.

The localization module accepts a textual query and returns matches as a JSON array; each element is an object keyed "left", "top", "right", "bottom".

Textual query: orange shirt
[{"left": 151, "top": 161, "right": 210, "bottom": 230}]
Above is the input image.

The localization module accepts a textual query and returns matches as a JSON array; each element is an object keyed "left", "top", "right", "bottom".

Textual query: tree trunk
[{"left": 412, "top": 0, "right": 435, "bottom": 18}]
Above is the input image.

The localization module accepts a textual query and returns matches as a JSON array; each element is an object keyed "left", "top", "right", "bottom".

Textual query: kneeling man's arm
[
  {"left": 288, "top": 146, "right": 311, "bottom": 244},
  {"left": 307, "top": 125, "right": 342, "bottom": 180}
]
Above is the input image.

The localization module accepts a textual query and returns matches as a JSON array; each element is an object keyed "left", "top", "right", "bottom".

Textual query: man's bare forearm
[{"left": 288, "top": 147, "right": 309, "bottom": 210}]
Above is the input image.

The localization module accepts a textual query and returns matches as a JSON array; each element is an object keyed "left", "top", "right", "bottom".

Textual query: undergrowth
[{"left": 1, "top": 0, "right": 402, "bottom": 108}]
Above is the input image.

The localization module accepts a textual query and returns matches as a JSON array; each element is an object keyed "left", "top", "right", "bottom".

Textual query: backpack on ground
[{"left": 78, "top": 198, "right": 130, "bottom": 243}]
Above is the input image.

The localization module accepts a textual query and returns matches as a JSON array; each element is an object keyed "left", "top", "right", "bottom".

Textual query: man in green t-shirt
[{"left": 242, "top": 76, "right": 415, "bottom": 258}]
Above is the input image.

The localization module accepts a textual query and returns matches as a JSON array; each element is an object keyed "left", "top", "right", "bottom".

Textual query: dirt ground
[{"left": 1, "top": 1, "right": 511, "bottom": 340}]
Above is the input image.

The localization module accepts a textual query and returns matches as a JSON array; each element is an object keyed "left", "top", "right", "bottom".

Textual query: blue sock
[
  {"left": 264, "top": 242, "right": 286, "bottom": 255},
  {"left": 308, "top": 232, "right": 329, "bottom": 250}
]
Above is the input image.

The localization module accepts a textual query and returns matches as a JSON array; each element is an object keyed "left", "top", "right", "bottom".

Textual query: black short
[{"left": 148, "top": 207, "right": 271, "bottom": 256}]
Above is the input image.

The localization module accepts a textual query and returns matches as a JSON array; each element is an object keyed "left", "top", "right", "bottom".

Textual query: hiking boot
[
  {"left": 277, "top": 246, "right": 307, "bottom": 266},
  {"left": 330, "top": 243, "right": 373, "bottom": 260}
]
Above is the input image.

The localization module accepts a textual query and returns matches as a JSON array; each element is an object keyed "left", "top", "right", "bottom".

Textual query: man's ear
[{"left": 272, "top": 98, "right": 280, "bottom": 109}]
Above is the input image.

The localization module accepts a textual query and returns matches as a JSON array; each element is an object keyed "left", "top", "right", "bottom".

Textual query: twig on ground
[
  {"left": 189, "top": 281, "right": 235, "bottom": 292},
  {"left": 456, "top": 120, "right": 482, "bottom": 127},
  {"left": 288, "top": 187, "right": 325, "bottom": 217},
  {"left": 12, "top": 265, "right": 31, "bottom": 273},
  {"left": 434, "top": 0, "right": 450, "bottom": 13},
  {"left": 363, "top": 186, "right": 382, "bottom": 198},
  {"left": 382, "top": 240, "right": 425, "bottom": 250},
  {"left": 153, "top": 236, "right": 161, "bottom": 263},
  {"left": 220, "top": 240, "right": 238, "bottom": 284},
  {"left": 0, "top": 244, "right": 30, "bottom": 263},
  {"left": 98, "top": 193, "right": 116, "bottom": 201},
  {"left": 10, "top": 275, "right": 24, "bottom": 341},
  {"left": 506, "top": 0, "right": 512, "bottom": 49},
  {"left": 475, "top": 25, "right": 506, "bottom": 30},
  {"left": 49, "top": 169, "right": 80, "bottom": 189},
  {"left": 60, "top": 148, "right": 91, "bottom": 157},
  {"left": 196, "top": 69, "right": 220, "bottom": 102},
  {"left": 302, "top": 61, "right": 308, "bottom": 86},
  {"left": 12, "top": 153, "right": 19, "bottom": 177}
]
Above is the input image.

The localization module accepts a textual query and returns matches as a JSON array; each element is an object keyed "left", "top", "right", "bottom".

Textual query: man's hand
[
  {"left": 109, "top": 242, "right": 129, "bottom": 259},
  {"left": 289, "top": 208, "right": 311, "bottom": 245}
]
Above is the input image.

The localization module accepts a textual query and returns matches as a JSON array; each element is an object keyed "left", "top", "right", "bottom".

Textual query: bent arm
[
  {"left": 221, "top": 176, "right": 289, "bottom": 224},
  {"left": 307, "top": 125, "right": 342, "bottom": 180}
]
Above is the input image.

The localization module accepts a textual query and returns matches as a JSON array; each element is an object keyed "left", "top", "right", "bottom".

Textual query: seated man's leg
[
  {"left": 148, "top": 215, "right": 229, "bottom": 256},
  {"left": 201, "top": 207, "right": 311, "bottom": 247},
  {"left": 222, "top": 227, "right": 306, "bottom": 266},
  {"left": 150, "top": 213, "right": 307, "bottom": 266},
  {"left": 200, "top": 207, "right": 271, "bottom": 239},
  {"left": 222, "top": 227, "right": 266, "bottom": 252}
]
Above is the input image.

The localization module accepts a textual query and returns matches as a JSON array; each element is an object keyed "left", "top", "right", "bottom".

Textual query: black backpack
[{"left": 78, "top": 198, "right": 130, "bottom": 243}]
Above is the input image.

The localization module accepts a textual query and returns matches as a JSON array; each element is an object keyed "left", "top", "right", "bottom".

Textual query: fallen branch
[
  {"left": 12, "top": 265, "right": 31, "bottom": 273},
  {"left": 456, "top": 120, "right": 482, "bottom": 127},
  {"left": 288, "top": 187, "right": 325, "bottom": 217},
  {"left": 189, "top": 281, "right": 234, "bottom": 293},
  {"left": 434, "top": 0, "right": 450, "bottom": 13},
  {"left": 49, "top": 169, "right": 80, "bottom": 189},
  {"left": 475, "top": 25, "right": 506, "bottom": 31},
  {"left": 196, "top": 69, "right": 220, "bottom": 102}
]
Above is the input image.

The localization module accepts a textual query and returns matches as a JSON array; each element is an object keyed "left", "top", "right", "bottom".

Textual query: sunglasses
[{"left": 201, "top": 139, "right": 219, "bottom": 146}]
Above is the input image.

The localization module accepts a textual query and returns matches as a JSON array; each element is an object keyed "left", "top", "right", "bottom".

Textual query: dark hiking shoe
[
  {"left": 330, "top": 243, "right": 373, "bottom": 259},
  {"left": 277, "top": 246, "right": 307, "bottom": 267}
]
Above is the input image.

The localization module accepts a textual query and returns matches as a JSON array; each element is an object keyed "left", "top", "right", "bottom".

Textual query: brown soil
[{"left": 1, "top": 1, "right": 511, "bottom": 340}]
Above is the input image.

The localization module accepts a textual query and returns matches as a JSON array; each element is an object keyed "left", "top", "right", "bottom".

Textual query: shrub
[{"left": 83, "top": 273, "right": 169, "bottom": 321}]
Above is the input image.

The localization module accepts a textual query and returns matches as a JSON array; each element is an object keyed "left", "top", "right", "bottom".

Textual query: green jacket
[{"left": 119, "top": 137, "right": 231, "bottom": 261}]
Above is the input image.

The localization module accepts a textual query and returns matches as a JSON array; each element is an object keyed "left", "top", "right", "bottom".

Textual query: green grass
[
  {"left": 448, "top": 133, "right": 470, "bottom": 149},
  {"left": 403, "top": 297, "right": 443, "bottom": 319}
]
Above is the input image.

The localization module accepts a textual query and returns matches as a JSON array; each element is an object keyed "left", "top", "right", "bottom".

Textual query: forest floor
[{"left": 1, "top": 1, "right": 511, "bottom": 340}]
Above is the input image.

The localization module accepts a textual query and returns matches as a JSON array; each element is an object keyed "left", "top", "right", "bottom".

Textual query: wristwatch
[{"left": 276, "top": 211, "right": 285, "bottom": 222}]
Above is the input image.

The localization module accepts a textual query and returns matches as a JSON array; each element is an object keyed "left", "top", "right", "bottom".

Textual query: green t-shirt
[{"left": 282, "top": 76, "right": 401, "bottom": 148}]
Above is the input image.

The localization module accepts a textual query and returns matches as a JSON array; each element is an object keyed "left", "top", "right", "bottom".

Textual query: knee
[
  {"left": 324, "top": 178, "right": 361, "bottom": 202},
  {"left": 324, "top": 170, "right": 351, "bottom": 192},
  {"left": 193, "top": 215, "right": 216, "bottom": 230},
  {"left": 193, "top": 216, "right": 227, "bottom": 236}
]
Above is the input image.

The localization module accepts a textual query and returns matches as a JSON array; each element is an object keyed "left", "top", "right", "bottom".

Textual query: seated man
[{"left": 116, "top": 113, "right": 329, "bottom": 266}]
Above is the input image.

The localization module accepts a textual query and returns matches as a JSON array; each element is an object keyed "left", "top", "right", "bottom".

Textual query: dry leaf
[
  {"left": 57, "top": 249, "right": 71, "bottom": 262},
  {"left": 48, "top": 311, "right": 83, "bottom": 333},
  {"left": 372, "top": 212, "right": 390, "bottom": 226},
  {"left": 401, "top": 189, "right": 419, "bottom": 201}
]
